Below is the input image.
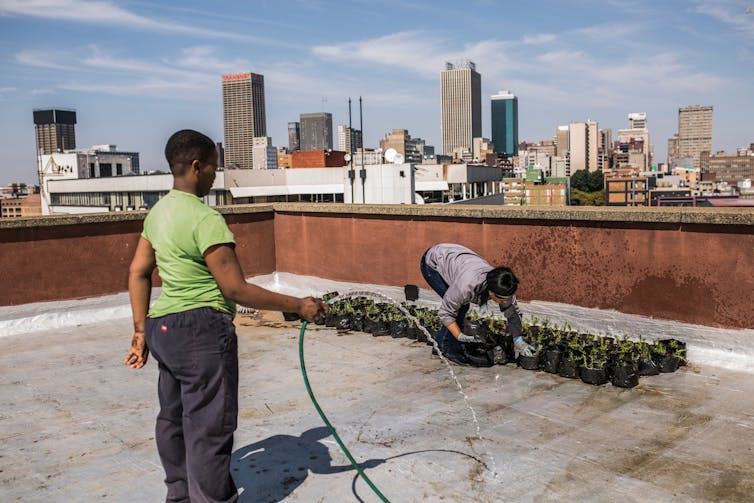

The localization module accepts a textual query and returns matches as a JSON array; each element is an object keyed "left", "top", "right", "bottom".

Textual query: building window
[
  {"left": 116, "top": 163, "right": 123, "bottom": 176},
  {"left": 89, "top": 163, "right": 95, "bottom": 178},
  {"left": 100, "top": 163, "right": 113, "bottom": 177}
]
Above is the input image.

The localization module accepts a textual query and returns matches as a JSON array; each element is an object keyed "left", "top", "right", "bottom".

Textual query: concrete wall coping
[
  {"left": 271, "top": 203, "right": 754, "bottom": 226},
  {"left": 0, "top": 204, "right": 275, "bottom": 229},
  {"left": 2, "top": 202, "right": 754, "bottom": 229}
]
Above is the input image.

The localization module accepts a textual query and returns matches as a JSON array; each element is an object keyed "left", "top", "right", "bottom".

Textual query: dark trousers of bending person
[{"left": 420, "top": 250, "right": 469, "bottom": 359}]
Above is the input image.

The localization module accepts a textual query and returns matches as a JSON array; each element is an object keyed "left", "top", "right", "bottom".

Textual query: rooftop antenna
[
  {"left": 347, "top": 98, "right": 355, "bottom": 202},
  {"left": 359, "top": 96, "right": 366, "bottom": 203}
]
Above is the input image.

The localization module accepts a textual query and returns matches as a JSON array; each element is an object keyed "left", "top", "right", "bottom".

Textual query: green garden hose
[{"left": 298, "top": 320, "right": 390, "bottom": 503}]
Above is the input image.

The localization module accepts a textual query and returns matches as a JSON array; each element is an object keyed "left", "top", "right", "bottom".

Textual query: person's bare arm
[
  {"left": 446, "top": 321, "right": 462, "bottom": 338},
  {"left": 124, "top": 237, "right": 156, "bottom": 369},
  {"left": 204, "top": 243, "right": 326, "bottom": 321}
]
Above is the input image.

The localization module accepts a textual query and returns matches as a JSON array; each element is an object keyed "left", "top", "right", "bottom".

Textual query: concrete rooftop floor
[{"left": 2, "top": 278, "right": 754, "bottom": 502}]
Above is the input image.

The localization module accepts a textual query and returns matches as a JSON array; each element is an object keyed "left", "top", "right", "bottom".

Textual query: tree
[
  {"left": 570, "top": 189, "right": 605, "bottom": 206},
  {"left": 571, "top": 169, "right": 590, "bottom": 192},
  {"left": 587, "top": 170, "right": 604, "bottom": 192}
]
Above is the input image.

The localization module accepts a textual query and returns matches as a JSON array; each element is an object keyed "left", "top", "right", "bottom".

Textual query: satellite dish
[
  {"left": 344, "top": 153, "right": 352, "bottom": 162},
  {"left": 393, "top": 153, "right": 404, "bottom": 164},
  {"left": 384, "top": 148, "right": 397, "bottom": 163}
]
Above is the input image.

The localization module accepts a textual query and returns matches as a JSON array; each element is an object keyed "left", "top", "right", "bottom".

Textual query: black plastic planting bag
[
  {"left": 558, "top": 357, "right": 579, "bottom": 378},
  {"left": 638, "top": 358, "right": 659, "bottom": 376},
  {"left": 390, "top": 319, "right": 408, "bottom": 338},
  {"left": 463, "top": 319, "right": 484, "bottom": 338},
  {"left": 336, "top": 315, "right": 352, "bottom": 331},
  {"left": 611, "top": 362, "right": 639, "bottom": 388},
  {"left": 543, "top": 349, "right": 562, "bottom": 374},
  {"left": 580, "top": 367, "right": 608, "bottom": 385},
  {"left": 404, "top": 284, "right": 419, "bottom": 302},
  {"left": 465, "top": 348, "right": 494, "bottom": 367},
  {"left": 519, "top": 354, "right": 541, "bottom": 370},
  {"left": 350, "top": 315, "right": 364, "bottom": 332}
]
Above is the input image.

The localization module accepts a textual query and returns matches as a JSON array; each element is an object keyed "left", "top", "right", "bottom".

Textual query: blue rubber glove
[{"left": 513, "top": 335, "right": 535, "bottom": 358}]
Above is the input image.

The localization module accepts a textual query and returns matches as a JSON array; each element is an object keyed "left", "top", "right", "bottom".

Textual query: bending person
[{"left": 420, "top": 243, "right": 535, "bottom": 366}]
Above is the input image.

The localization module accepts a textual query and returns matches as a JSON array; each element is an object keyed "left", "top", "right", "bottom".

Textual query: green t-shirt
[{"left": 142, "top": 189, "right": 236, "bottom": 318}]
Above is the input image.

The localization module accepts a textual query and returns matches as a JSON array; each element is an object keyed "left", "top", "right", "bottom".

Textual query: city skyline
[{"left": 1, "top": 0, "right": 753, "bottom": 184}]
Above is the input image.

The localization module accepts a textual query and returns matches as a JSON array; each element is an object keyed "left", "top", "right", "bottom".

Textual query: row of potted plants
[{"left": 316, "top": 294, "right": 687, "bottom": 388}]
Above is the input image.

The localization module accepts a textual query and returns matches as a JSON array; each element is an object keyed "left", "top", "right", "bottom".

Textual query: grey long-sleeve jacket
[{"left": 424, "top": 243, "right": 522, "bottom": 335}]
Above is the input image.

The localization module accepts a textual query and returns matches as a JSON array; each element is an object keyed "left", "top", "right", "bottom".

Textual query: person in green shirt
[{"left": 125, "top": 129, "right": 326, "bottom": 503}]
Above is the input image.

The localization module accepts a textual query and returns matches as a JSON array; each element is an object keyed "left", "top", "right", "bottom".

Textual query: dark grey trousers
[{"left": 146, "top": 307, "right": 239, "bottom": 503}]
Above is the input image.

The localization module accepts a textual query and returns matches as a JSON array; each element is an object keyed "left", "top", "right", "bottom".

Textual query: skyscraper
[
  {"left": 300, "top": 112, "right": 333, "bottom": 151},
  {"left": 379, "top": 129, "right": 424, "bottom": 164},
  {"left": 667, "top": 105, "right": 713, "bottom": 169},
  {"left": 490, "top": 90, "right": 518, "bottom": 156},
  {"left": 618, "top": 113, "right": 652, "bottom": 170},
  {"left": 569, "top": 121, "right": 599, "bottom": 173},
  {"left": 555, "top": 126, "right": 569, "bottom": 157},
  {"left": 337, "top": 125, "right": 363, "bottom": 153},
  {"left": 599, "top": 128, "right": 612, "bottom": 170},
  {"left": 33, "top": 109, "right": 76, "bottom": 154},
  {"left": 441, "top": 61, "right": 481, "bottom": 155},
  {"left": 628, "top": 112, "right": 647, "bottom": 129},
  {"left": 222, "top": 72, "right": 266, "bottom": 169},
  {"left": 288, "top": 122, "right": 301, "bottom": 152}
]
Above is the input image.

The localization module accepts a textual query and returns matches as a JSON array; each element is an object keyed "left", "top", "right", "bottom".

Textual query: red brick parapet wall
[{"left": 2, "top": 204, "right": 753, "bottom": 329}]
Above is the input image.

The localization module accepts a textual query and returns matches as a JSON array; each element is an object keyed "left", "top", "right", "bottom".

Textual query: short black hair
[
  {"left": 481, "top": 266, "right": 518, "bottom": 304},
  {"left": 164, "top": 129, "right": 216, "bottom": 176}
]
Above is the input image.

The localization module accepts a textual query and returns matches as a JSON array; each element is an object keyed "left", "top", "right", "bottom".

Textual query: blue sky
[{"left": 1, "top": 0, "right": 753, "bottom": 185}]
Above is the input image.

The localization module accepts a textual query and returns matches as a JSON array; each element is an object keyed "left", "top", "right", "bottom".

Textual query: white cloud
[
  {"left": 313, "top": 31, "right": 448, "bottom": 76},
  {"left": 522, "top": 34, "right": 556, "bottom": 45},
  {"left": 0, "top": 87, "right": 17, "bottom": 100},
  {"left": 0, "top": 0, "right": 279, "bottom": 43},
  {"left": 695, "top": 0, "right": 754, "bottom": 39},
  {"left": 311, "top": 30, "right": 728, "bottom": 110},
  {"left": 573, "top": 23, "right": 642, "bottom": 40},
  {"left": 15, "top": 50, "right": 73, "bottom": 70},
  {"left": 59, "top": 79, "right": 207, "bottom": 96},
  {"left": 171, "top": 46, "right": 254, "bottom": 75}
]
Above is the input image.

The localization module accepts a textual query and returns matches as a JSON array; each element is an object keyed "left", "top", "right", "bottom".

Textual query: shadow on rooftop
[
  {"left": 231, "top": 425, "right": 491, "bottom": 502},
  {"left": 231, "top": 426, "right": 383, "bottom": 502}
]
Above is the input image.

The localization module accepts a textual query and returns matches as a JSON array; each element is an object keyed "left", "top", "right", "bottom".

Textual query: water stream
[{"left": 330, "top": 290, "right": 499, "bottom": 482}]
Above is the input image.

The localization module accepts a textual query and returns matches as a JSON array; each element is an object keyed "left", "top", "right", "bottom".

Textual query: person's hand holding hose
[{"left": 298, "top": 296, "right": 328, "bottom": 323}]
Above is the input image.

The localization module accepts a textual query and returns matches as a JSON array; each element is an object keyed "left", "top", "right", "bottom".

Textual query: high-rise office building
[
  {"left": 599, "top": 129, "right": 612, "bottom": 170},
  {"left": 33, "top": 109, "right": 77, "bottom": 154},
  {"left": 628, "top": 112, "right": 647, "bottom": 129},
  {"left": 215, "top": 142, "right": 224, "bottom": 168},
  {"left": 555, "top": 126, "right": 569, "bottom": 157},
  {"left": 337, "top": 125, "right": 363, "bottom": 153},
  {"left": 441, "top": 61, "right": 481, "bottom": 155},
  {"left": 667, "top": 105, "right": 713, "bottom": 169},
  {"left": 288, "top": 121, "right": 301, "bottom": 152},
  {"left": 490, "top": 90, "right": 518, "bottom": 156},
  {"left": 379, "top": 129, "right": 426, "bottom": 164},
  {"left": 300, "top": 112, "right": 333, "bottom": 151},
  {"left": 222, "top": 72, "right": 266, "bottom": 169},
  {"left": 569, "top": 121, "right": 599, "bottom": 172},
  {"left": 618, "top": 113, "right": 652, "bottom": 170}
]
